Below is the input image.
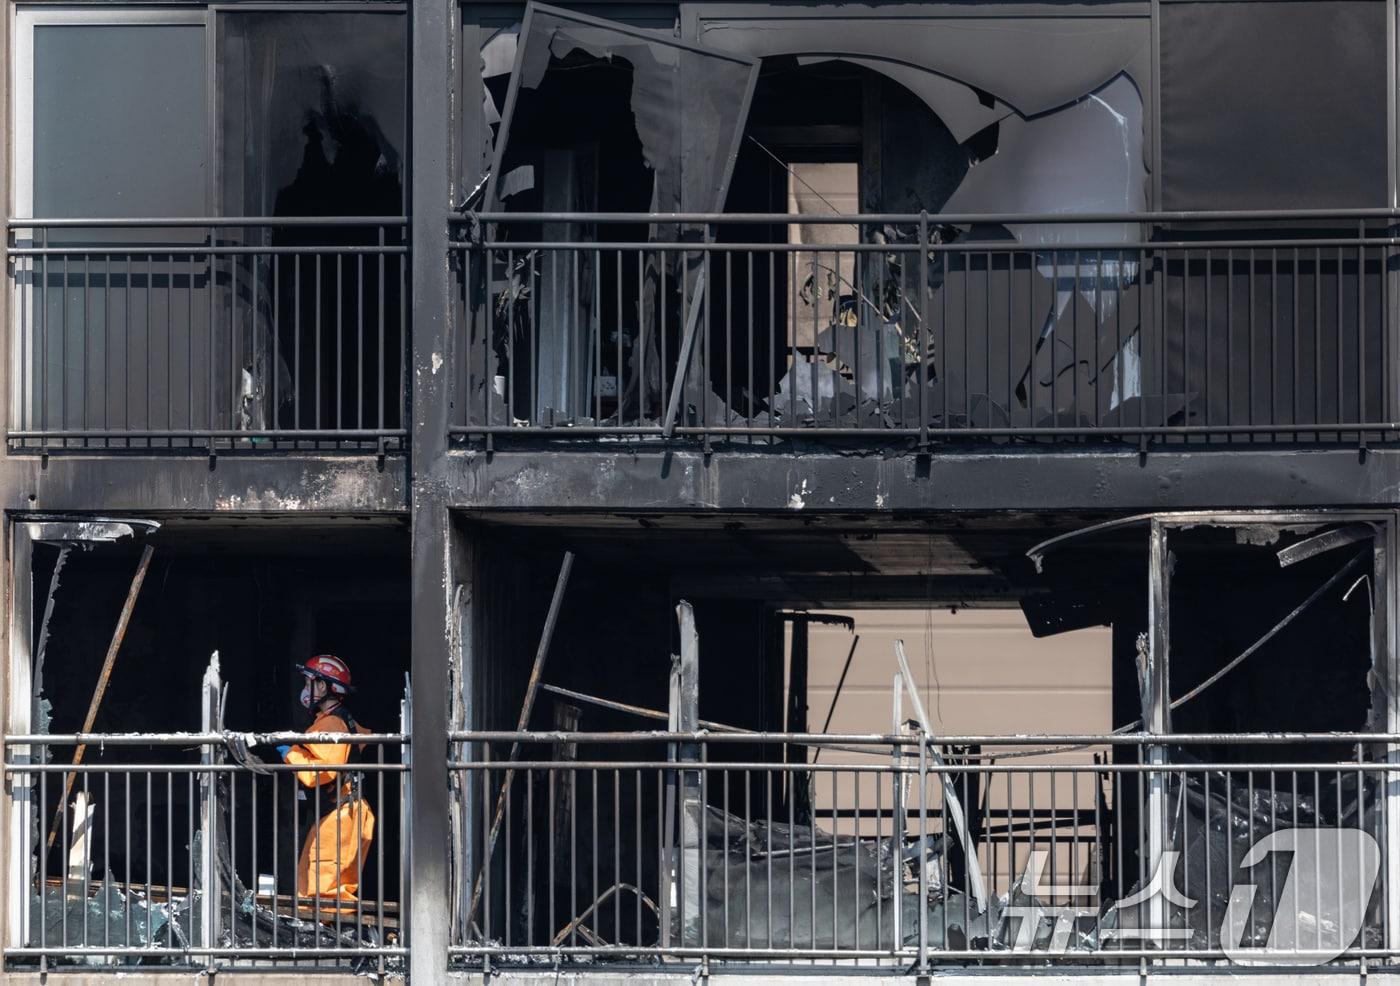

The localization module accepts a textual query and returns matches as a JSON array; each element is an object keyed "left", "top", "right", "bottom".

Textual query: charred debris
[
  {"left": 460, "top": 2, "right": 1385, "bottom": 441},
  {"left": 454, "top": 512, "right": 1387, "bottom": 962},
  {"left": 12, "top": 510, "right": 1389, "bottom": 964},
  {"left": 12, "top": 520, "right": 409, "bottom": 968}
]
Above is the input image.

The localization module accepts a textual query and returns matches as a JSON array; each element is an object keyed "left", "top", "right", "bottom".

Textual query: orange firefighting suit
[{"left": 284, "top": 709, "right": 376, "bottom": 901}]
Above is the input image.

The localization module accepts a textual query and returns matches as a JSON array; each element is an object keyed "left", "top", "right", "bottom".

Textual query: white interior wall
[{"left": 793, "top": 608, "right": 1112, "bottom": 901}]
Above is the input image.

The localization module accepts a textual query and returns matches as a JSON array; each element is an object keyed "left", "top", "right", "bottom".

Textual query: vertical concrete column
[
  {"left": 410, "top": 498, "right": 453, "bottom": 981},
  {"left": 0, "top": 522, "right": 33, "bottom": 965},
  {"left": 408, "top": 0, "right": 454, "bottom": 973}
]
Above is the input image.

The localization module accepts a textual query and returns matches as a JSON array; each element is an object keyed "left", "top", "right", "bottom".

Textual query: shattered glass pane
[
  {"left": 938, "top": 72, "right": 1147, "bottom": 430},
  {"left": 482, "top": 4, "right": 757, "bottom": 425},
  {"left": 28, "top": 882, "right": 171, "bottom": 962},
  {"left": 489, "top": 5, "right": 754, "bottom": 217}
]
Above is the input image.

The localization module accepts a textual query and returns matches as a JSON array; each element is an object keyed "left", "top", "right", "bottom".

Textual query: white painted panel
[{"left": 793, "top": 608, "right": 1112, "bottom": 900}]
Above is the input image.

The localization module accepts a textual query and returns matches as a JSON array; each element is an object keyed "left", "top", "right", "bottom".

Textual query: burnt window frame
[{"left": 1032, "top": 509, "right": 1400, "bottom": 949}]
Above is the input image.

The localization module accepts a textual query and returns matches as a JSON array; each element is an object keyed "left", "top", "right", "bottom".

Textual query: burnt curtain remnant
[
  {"left": 218, "top": 11, "right": 406, "bottom": 434},
  {"left": 468, "top": 3, "right": 1158, "bottom": 435},
  {"left": 479, "top": 4, "right": 757, "bottom": 426}
]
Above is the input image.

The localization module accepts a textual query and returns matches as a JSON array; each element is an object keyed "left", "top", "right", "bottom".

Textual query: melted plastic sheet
[
  {"left": 482, "top": 5, "right": 757, "bottom": 422},
  {"left": 489, "top": 4, "right": 757, "bottom": 216},
  {"left": 696, "top": 9, "right": 1148, "bottom": 119},
  {"left": 1104, "top": 767, "right": 1383, "bottom": 953},
  {"left": 692, "top": 804, "right": 921, "bottom": 949}
]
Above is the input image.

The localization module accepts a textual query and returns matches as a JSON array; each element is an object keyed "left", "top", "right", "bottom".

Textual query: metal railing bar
[
  {"left": 8, "top": 429, "right": 406, "bottom": 439},
  {"left": 10, "top": 246, "right": 407, "bottom": 257},
  {"left": 8, "top": 731, "right": 408, "bottom": 743},
  {"left": 465, "top": 208, "right": 1400, "bottom": 224},
  {"left": 449, "top": 729, "right": 1400, "bottom": 744},
  {"left": 4, "top": 948, "right": 408, "bottom": 958},
  {"left": 449, "top": 759, "right": 1391, "bottom": 774},
  {"left": 8, "top": 217, "right": 408, "bottom": 228},
  {"left": 447, "top": 943, "right": 1399, "bottom": 960},
  {"left": 465, "top": 238, "right": 1400, "bottom": 253},
  {"left": 8, "top": 762, "right": 407, "bottom": 774},
  {"left": 448, "top": 422, "right": 1400, "bottom": 438}
]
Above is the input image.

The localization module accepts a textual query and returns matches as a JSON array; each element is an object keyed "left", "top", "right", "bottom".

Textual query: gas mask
[{"left": 299, "top": 674, "right": 326, "bottom": 711}]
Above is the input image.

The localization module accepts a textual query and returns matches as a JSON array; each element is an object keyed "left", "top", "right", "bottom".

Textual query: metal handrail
[
  {"left": 451, "top": 729, "right": 1400, "bottom": 745},
  {"left": 453, "top": 209, "right": 1397, "bottom": 445},
  {"left": 451, "top": 728, "right": 1391, "bottom": 970},
  {"left": 7, "top": 216, "right": 407, "bottom": 229},
  {"left": 464, "top": 208, "right": 1400, "bottom": 224},
  {"left": 6, "top": 218, "right": 409, "bottom": 452}
]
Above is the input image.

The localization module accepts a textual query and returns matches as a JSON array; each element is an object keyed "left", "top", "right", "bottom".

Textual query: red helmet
[{"left": 296, "top": 654, "right": 354, "bottom": 694}]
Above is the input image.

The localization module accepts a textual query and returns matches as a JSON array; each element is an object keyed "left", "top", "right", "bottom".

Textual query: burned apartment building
[{"left": 3, "top": 0, "right": 1400, "bottom": 983}]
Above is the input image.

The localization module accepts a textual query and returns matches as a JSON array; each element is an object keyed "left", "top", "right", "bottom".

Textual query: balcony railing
[
  {"left": 1, "top": 731, "right": 408, "bottom": 971},
  {"left": 449, "top": 730, "right": 1391, "bottom": 973},
  {"left": 451, "top": 211, "right": 1399, "bottom": 449},
  {"left": 5, "top": 726, "right": 1392, "bottom": 972},
  {"left": 5, "top": 218, "right": 407, "bottom": 452}
]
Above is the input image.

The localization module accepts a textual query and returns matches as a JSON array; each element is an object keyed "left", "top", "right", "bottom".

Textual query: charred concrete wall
[{"left": 5, "top": 1, "right": 1400, "bottom": 980}]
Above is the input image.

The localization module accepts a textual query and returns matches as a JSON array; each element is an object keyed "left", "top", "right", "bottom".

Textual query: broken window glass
[
  {"left": 695, "top": 14, "right": 1151, "bottom": 435},
  {"left": 489, "top": 4, "right": 753, "bottom": 219},
  {"left": 481, "top": 3, "right": 757, "bottom": 425}
]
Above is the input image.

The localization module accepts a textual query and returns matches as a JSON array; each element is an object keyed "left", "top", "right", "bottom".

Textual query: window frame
[
  {"left": 11, "top": 6, "right": 214, "bottom": 221},
  {"left": 11, "top": 3, "right": 409, "bottom": 222}
]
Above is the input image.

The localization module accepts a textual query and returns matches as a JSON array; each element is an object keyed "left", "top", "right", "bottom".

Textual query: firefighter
[{"left": 276, "top": 655, "right": 376, "bottom": 902}]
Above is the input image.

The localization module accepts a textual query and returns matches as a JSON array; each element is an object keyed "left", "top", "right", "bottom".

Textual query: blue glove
[{"left": 275, "top": 744, "right": 292, "bottom": 760}]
